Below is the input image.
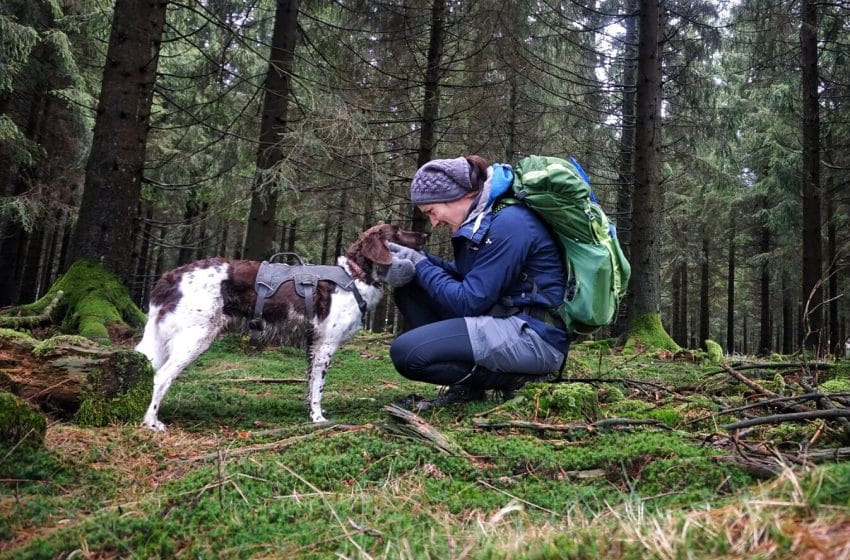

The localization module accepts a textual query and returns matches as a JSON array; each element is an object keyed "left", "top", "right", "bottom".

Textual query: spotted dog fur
[{"left": 136, "top": 224, "right": 427, "bottom": 430}]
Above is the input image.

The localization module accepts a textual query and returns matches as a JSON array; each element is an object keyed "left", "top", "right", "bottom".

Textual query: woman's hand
[
  {"left": 387, "top": 242, "right": 427, "bottom": 265},
  {"left": 385, "top": 256, "right": 416, "bottom": 287}
]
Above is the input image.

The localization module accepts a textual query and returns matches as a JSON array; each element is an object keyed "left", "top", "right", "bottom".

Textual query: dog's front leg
[{"left": 306, "top": 340, "right": 340, "bottom": 423}]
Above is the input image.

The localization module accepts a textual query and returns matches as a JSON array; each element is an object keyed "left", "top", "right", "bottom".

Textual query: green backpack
[{"left": 503, "top": 155, "right": 631, "bottom": 334}]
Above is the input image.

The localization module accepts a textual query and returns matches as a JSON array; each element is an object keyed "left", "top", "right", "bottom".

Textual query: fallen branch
[
  {"left": 721, "top": 363, "right": 810, "bottom": 413},
  {"left": 802, "top": 447, "right": 850, "bottom": 463},
  {"left": 796, "top": 378, "right": 850, "bottom": 442},
  {"left": 381, "top": 404, "right": 469, "bottom": 457},
  {"left": 559, "top": 376, "right": 678, "bottom": 395},
  {"left": 472, "top": 417, "right": 671, "bottom": 435},
  {"left": 214, "top": 377, "right": 304, "bottom": 384},
  {"left": 0, "top": 290, "right": 64, "bottom": 328},
  {"left": 720, "top": 362, "right": 832, "bottom": 373},
  {"left": 687, "top": 392, "right": 850, "bottom": 426},
  {"left": 724, "top": 409, "right": 850, "bottom": 430}
]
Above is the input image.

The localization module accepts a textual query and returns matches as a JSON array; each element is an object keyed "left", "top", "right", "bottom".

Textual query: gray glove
[
  {"left": 387, "top": 242, "right": 427, "bottom": 265},
  {"left": 385, "top": 256, "right": 416, "bottom": 287}
]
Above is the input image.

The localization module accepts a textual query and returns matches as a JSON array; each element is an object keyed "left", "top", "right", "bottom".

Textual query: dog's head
[{"left": 344, "top": 224, "right": 428, "bottom": 283}]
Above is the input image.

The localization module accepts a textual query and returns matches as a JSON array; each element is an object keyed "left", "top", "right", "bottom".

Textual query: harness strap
[{"left": 250, "top": 260, "right": 369, "bottom": 343}]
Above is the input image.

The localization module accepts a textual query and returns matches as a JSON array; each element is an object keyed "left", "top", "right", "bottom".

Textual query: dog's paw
[{"left": 141, "top": 419, "right": 167, "bottom": 432}]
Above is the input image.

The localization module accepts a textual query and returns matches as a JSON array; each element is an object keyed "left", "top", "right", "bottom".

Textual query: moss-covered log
[
  {"left": 0, "top": 330, "right": 153, "bottom": 426},
  {"left": 1, "top": 259, "right": 146, "bottom": 344}
]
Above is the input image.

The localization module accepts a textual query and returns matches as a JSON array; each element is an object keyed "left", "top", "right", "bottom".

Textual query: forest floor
[{"left": 2, "top": 333, "right": 850, "bottom": 559}]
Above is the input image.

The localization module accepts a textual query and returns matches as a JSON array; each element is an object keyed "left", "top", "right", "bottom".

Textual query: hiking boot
[
  {"left": 497, "top": 374, "right": 549, "bottom": 401},
  {"left": 393, "top": 393, "right": 427, "bottom": 407},
  {"left": 414, "top": 385, "right": 487, "bottom": 412}
]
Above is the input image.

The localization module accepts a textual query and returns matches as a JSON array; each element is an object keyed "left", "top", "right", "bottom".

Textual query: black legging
[{"left": 389, "top": 282, "right": 531, "bottom": 390}]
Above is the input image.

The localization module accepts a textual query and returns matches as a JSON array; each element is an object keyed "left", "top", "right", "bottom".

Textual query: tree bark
[
  {"left": 243, "top": 0, "right": 301, "bottom": 260},
  {"left": 799, "top": 0, "right": 823, "bottom": 354},
  {"left": 726, "top": 213, "right": 736, "bottom": 354},
  {"left": 700, "top": 235, "right": 710, "bottom": 349},
  {"left": 67, "top": 0, "right": 169, "bottom": 284},
  {"left": 612, "top": 0, "right": 638, "bottom": 337},
  {"left": 782, "top": 272, "right": 794, "bottom": 354},
  {"left": 758, "top": 210, "right": 771, "bottom": 356},
  {"left": 629, "top": 0, "right": 663, "bottom": 320},
  {"left": 412, "top": 0, "right": 447, "bottom": 234}
]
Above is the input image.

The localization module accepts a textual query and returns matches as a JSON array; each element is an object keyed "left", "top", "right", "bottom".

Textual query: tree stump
[{"left": 0, "top": 330, "right": 153, "bottom": 426}]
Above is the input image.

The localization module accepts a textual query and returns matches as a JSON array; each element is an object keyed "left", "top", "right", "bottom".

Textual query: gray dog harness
[{"left": 250, "top": 252, "right": 368, "bottom": 341}]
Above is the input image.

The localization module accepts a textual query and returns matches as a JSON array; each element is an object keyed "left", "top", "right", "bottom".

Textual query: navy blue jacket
[{"left": 414, "top": 202, "right": 568, "bottom": 351}]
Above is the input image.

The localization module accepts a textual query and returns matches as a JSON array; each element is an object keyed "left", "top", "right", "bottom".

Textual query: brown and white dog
[{"left": 136, "top": 224, "right": 427, "bottom": 430}]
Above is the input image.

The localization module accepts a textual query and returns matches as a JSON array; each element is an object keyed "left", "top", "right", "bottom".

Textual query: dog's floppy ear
[{"left": 360, "top": 235, "right": 393, "bottom": 265}]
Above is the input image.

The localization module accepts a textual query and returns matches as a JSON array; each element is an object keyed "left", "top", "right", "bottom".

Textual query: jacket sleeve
[
  {"left": 422, "top": 252, "right": 459, "bottom": 277},
  {"left": 415, "top": 213, "right": 533, "bottom": 316}
]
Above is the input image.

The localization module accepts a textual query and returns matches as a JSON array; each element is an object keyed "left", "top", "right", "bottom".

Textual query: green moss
[
  {"left": 580, "top": 339, "right": 615, "bottom": 352},
  {"left": 0, "top": 328, "right": 37, "bottom": 342},
  {"left": 705, "top": 339, "right": 724, "bottom": 364},
  {"left": 820, "top": 378, "right": 850, "bottom": 393},
  {"left": 32, "top": 334, "right": 103, "bottom": 358},
  {"left": 0, "top": 391, "right": 47, "bottom": 449},
  {"left": 599, "top": 384, "right": 625, "bottom": 403},
  {"left": 624, "top": 312, "right": 680, "bottom": 353},
  {"left": 507, "top": 382, "right": 601, "bottom": 420},
  {"left": 0, "top": 328, "right": 37, "bottom": 352},
  {"left": 74, "top": 351, "right": 154, "bottom": 427},
  {"left": 20, "top": 260, "right": 146, "bottom": 343}
]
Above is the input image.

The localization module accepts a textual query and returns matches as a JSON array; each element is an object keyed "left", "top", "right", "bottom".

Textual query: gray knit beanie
[{"left": 410, "top": 157, "right": 473, "bottom": 205}]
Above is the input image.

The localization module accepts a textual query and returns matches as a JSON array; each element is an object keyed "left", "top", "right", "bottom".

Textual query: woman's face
[{"left": 417, "top": 194, "right": 476, "bottom": 233}]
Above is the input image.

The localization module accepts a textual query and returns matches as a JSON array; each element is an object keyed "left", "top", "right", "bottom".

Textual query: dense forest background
[{"left": 0, "top": 0, "right": 847, "bottom": 356}]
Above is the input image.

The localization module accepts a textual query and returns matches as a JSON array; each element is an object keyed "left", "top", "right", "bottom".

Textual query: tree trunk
[
  {"left": 243, "top": 0, "right": 301, "bottom": 260},
  {"left": 67, "top": 0, "right": 169, "bottom": 285},
  {"left": 726, "top": 215, "right": 735, "bottom": 354},
  {"left": 0, "top": 332, "right": 152, "bottom": 426},
  {"left": 371, "top": 295, "right": 389, "bottom": 333},
  {"left": 412, "top": 0, "right": 447, "bottom": 234},
  {"left": 700, "top": 235, "right": 710, "bottom": 349},
  {"left": 627, "top": 0, "right": 675, "bottom": 350},
  {"left": 758, "top": 215, "right": 771, "bottom": 356},
  {"left": 671, "top": 263, "right": 682, "bottom": 345},
  {"left": 177, "top": 195, "right": 201, "bottom": 266},
  {"left": 782, "top": 273, "right": 794, "bottom": 354},
  {"left": 672, "top": 261, "right": 688, "bottom": 347},
  {"left": 825, "top": 185, "right": 839, "bottom": 355},
  {"left": 799, "top": 0, "right": 823, "bottom": 354},
  {"left": 612, "top": 0, "right": 638, "bottom": 337},
  {"left": 333, "top": 193, "right": 346, "bottom": 262}
]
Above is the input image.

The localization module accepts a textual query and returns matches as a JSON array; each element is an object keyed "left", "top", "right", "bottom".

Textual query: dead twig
[
  {"left": 796, "top": 378, "right": 850, "bottom": 443},
  {"left": 472, "top": 417, "right": 671, "bottom": 435},
  {"left": 714, "top": 362, "right": 832, "bottom": 374},
  {"left": 721, "top": 364, "right": 811, "bottom": 414},
  {"left": 801, "top": 447, "right": 850, "bottom": 463},
  {"left": 724, "top": 409, "right": 850, "bottom": 430},
  {"left": 213, "top": 377, "right": 304, "bottom": 384},
  {"left": 381, "top": 404, "right": 469, "bottom": 457},
  {"left": 687, "top": 392, "right": 850, "bottom": 426}
]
